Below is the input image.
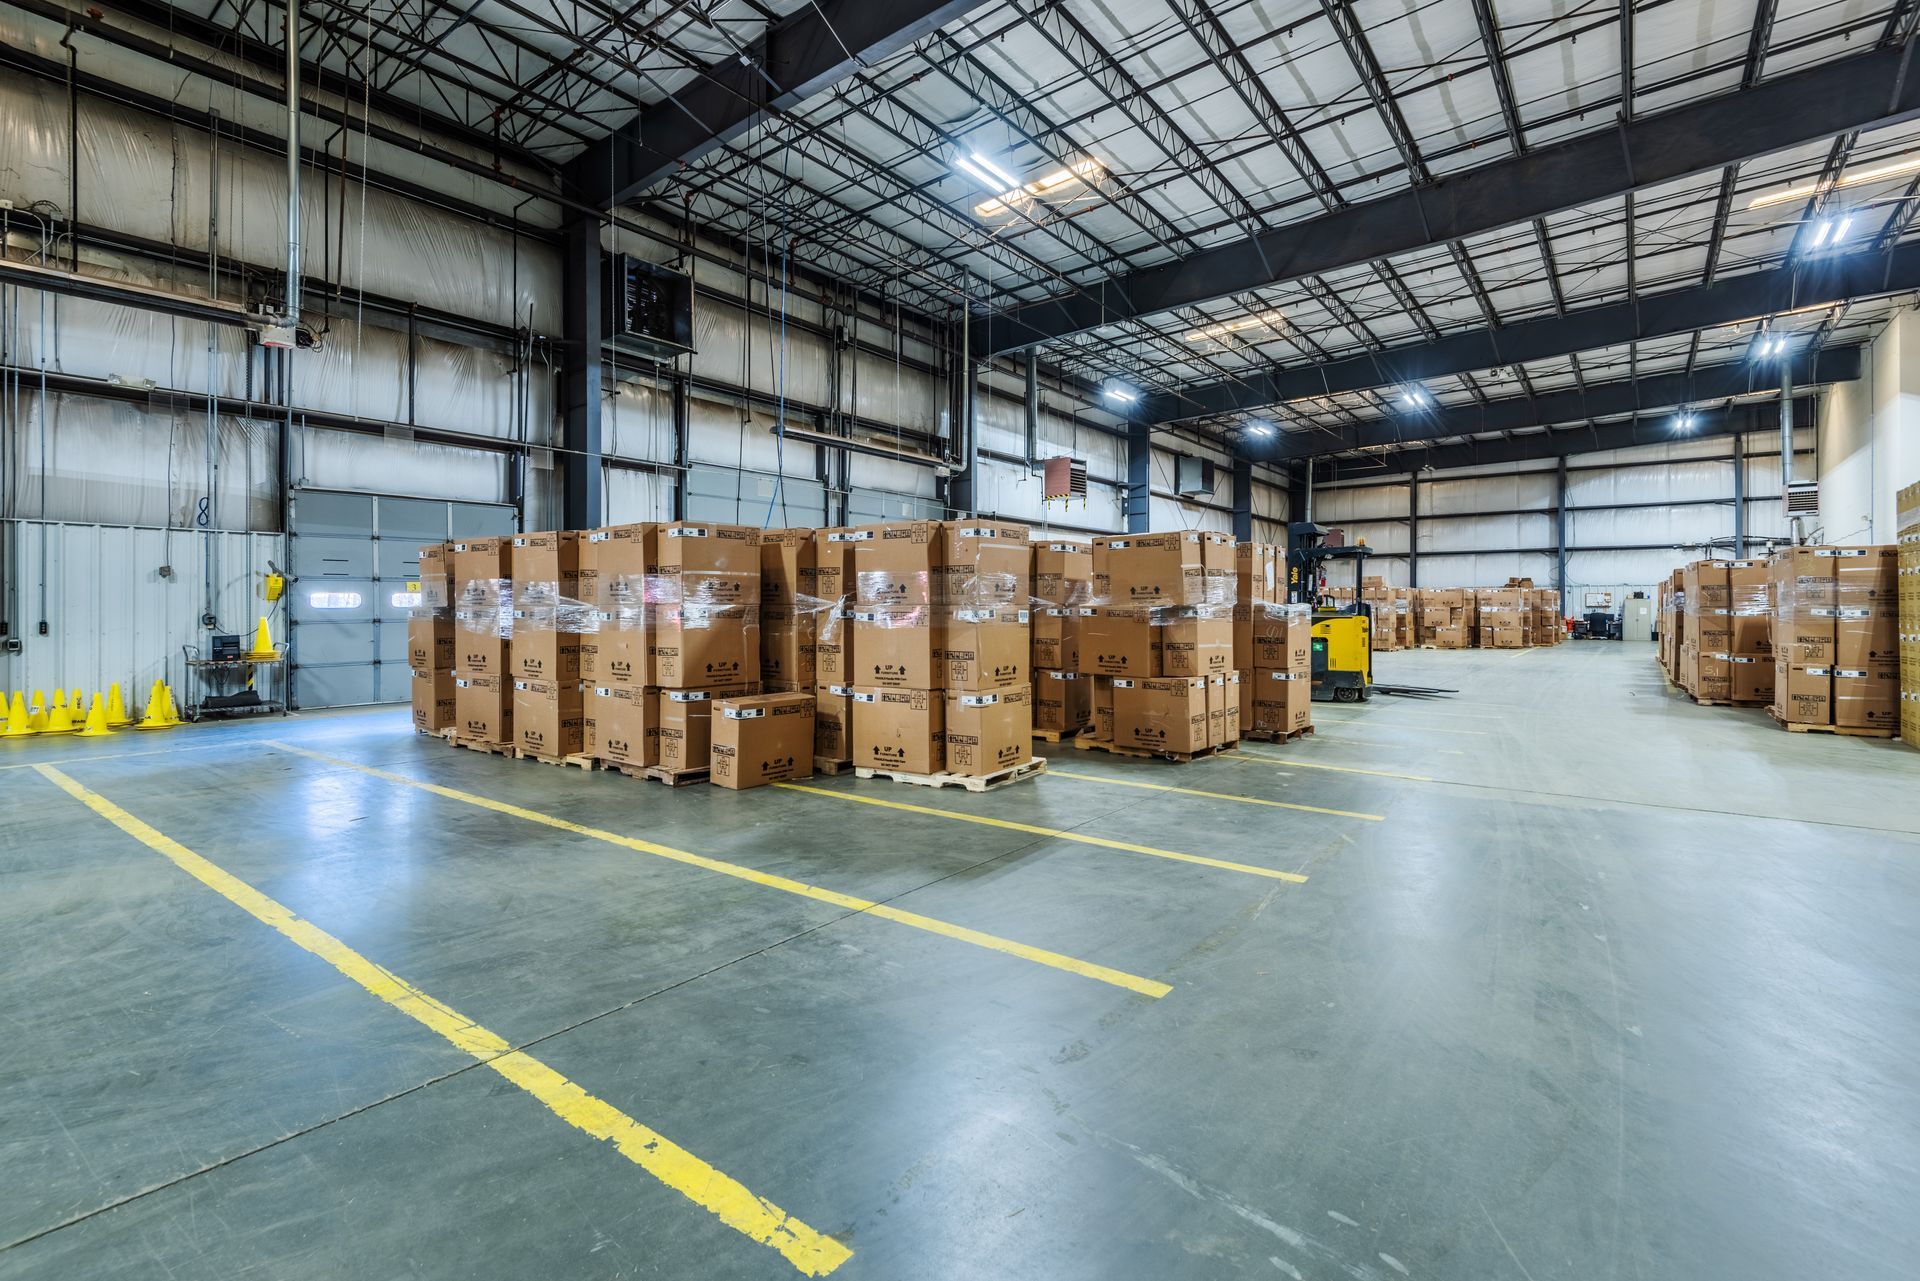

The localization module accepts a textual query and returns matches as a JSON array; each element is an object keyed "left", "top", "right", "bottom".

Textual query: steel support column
[
  {"left": 1555, "top": 454, "right": 1570, "bottom": 598},
  {"left": 1125, "top": 417, "right": 1152, "bottom": 532},
  {"left": 671, "top": 373, "right": 690, "bottom": 521},
  {"left": 561, "top": 219, "right": 602, "bottom": 530},
  {"left": 1408, "top": 476, "right": 1420, "bottom": 588},
  {"left": 1230, "top": 457, "right": 1253, "bottom": 541},
  {"left": 1732, "top": 431, "right": 1746, "bottom": 549}
]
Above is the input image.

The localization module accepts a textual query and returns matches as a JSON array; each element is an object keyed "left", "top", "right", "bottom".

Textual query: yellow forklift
[{"left": 1287, "top": 522, "right": 1454, "bottom": 702}]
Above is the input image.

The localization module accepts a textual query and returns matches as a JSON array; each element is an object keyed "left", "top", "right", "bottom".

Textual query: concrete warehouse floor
[{"left": 1, "top": 642, "right": 1915, "bottom": 1281}]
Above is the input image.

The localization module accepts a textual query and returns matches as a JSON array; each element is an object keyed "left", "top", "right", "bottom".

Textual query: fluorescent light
[
  {"left": 967, "top": 152, "right": 1017, "bottom": 188},
  {"left": 1675, "top": 412, "right": 1696, "bottom": 432},
  {"left": 1245, "top": 421, "right": 1275, "bottom": 437},
  {"left": 1812, "top": 220, "right": 1833, "bottom": 247},
  {"left": 1401, "top": 388, "right": 1428, "bottom": 408},
  {"left": 1104, "top": 385, "right": 1139, "bottom": 403},
  {"left": 953, "top": 156, "right": 998, "bottom": 188},
  {"left": 974, "top": 158, "right": 1103, "bottom": 217},
  {"left": 1183, "top": 309, "right": 1286, "bottom": 344},
  {"left": 1748, "top": 150, "right": 1920, "bottom": 209},
  {"left": 1836, "top": 215, "right": 1854, "bottom": 240}
]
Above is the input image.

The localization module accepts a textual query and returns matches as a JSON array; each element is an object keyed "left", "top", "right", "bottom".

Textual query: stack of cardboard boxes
[
  {"left": 1080, "top": 531, "right": 1239, "bottom": 755},
  {"left": 1530, "top": 589, "right": 1564, "bottom": 644},
  {"left": 407, "top": 542, "right": 456, "bottom": 734},
  {"left": 1770, "top": 546, "right": 1898, "bottom": 733},
  {"left": 1723, "top": 559, "right": 1772, "bottom": 704},
  {"left": 583, "top": 522, "right": 654, "bottom": 769},
  {"left": 1657, "top": 569, "right": 1686, "bottom": 675},
  {"left": 1229, "top": 542, "right": 1309, "bottom": 741},
  {"left": 812, "top": 528, "right": 860, "bottom": 770},
  {"left": 850, "top": 521, "right": 1034, "bottom": 779},
  {"left": 510, "top": 530, "right": 587, "bottom": 760},
  {"left": 1900, "top": 482, "right": 1920, "bottom": 748},
  {"left": 1677, "top": 561, "right": 1730, "bottom": 701},
  {"left": 450, "top": 536, "right": 515, "bottom": 745},
  {"left": 1362, "top": 579, "right": 1412, "bottom": 651},
  {"left": 1414, "top": 588, "right": 1471, "bottom": 648},
  {"left": 1032, "top": 539, "right": 1095, "bottom": 738},
  {"left": 1474, "top": 588, "right": 1529, "bottom": 649}
]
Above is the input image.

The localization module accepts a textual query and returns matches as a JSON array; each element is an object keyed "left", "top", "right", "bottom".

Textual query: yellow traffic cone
[
  {"left": 75, "top": 693, "right": 115, "bottom": 738},
  {"left": 246, "top": 616, "right": 279, "bottom": 660},
  {"left": 2, "top": 690, "right": 32, "bottom": 737},
  {"left": 44, "top": 693, "right": 77, "bottom": 734},
  {"left": 69, "top": 688, "right": 84, "bottom": 716},
  {"left": 161, "top": 683, "right": 184, "bottom": 726},
  {"left": 134, "top": 683, "right": 171, "bottom": 730},
  {"left": 27, "top": 691, "right": 47, "bottom": 732},
  {"left": 106, "top": 683, "right": 133, "bottom": 727}
]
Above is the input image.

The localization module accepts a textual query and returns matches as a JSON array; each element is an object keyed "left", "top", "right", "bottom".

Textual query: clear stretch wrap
[
  {"left": 1768, "top": 545, "right": 1898, "bottom": 728},
  {"left": 1070, "top": 531, "right": 1238, "bottom": 682},
  {"left": 407, "top": 541, "right": 458, "bottom": 733},
  {"left": 849, "top": 520, "right": 1032, "bottom": 694}
]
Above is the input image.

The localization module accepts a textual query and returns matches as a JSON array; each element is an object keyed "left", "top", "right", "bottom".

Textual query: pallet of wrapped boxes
[
  {"left": 1031, "top": 538, "right": 1096, "bottom": 742},
  {"left": 408, "top": 541, "right": 458, "bottom": 737},
  {"left": 1769, "top": 545, "right": 1898, "bottom": 736},
  {"left": 449, "top": 535, "right": 516, "bottom": 752},
  {"left": 847, "top": 520, "right": 1044, "bottom": 790},
  {"left": 1414, "top": 588, "right": 1470, "bottom": 648},
  {"left": 1900, "top": 482, "right": 1920, "bottom": 749},
  {"left": 1074, "top": 531, "right": 1241, "bottom": 761}
]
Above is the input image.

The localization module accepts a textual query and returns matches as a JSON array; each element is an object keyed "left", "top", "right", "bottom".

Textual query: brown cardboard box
[
  {"left": 1834, "top": 666, "right": 1898, "bottom": 729},
  {"left": 1770, "top": 547, "right": 1835, "bottom": 664},
  {"left": 1683, "top": 561, "right": 1731, "bottom": 610},
  {"left": 1033, "top": 669, "right": 1092, "bottom": 734},
  {"left": 858, "top": 521, "right": 943, "bottom": 607},
  {"left": 938, "top": 521, "right": 1031, "bottom": 606},
  {"left": 653, "top": 606, "right": 759, "bottom": 690},
  {"left": 1101, "top": 531, "right": 1209, "bottom": 606},
  {"left": 852, "top": 686, "right": 944, "bottom": 774},
  {"left": 1033, "top": 606, "right": 1089, "bottom": 670},
  {"left": 658, "top": 688, "right": 730, "bottom": 773},
  {"left": 940, "top": 608, "right": 1029, "bottom": 690},
  {"left": 1693, "top": 650, "right": 1733, "bottom": 702},
  {"left": 1158, "top": 608, "right": 1233, "bottom": 676},
  {"left": 588, "top": 684, "right": 658, "bottom": 767},
  {"left": 511, "top": 530, "right": 585, "bottom": 684},
  {"left": 513, "top": 678, "right": 585, "bottom": 758},
  {"left": 1726, "top": 655, "right": 1773, "bottom": 704},
  {"left": 1208, "top": 672, "right": 1241, "bottom": 747},
  {"left": 588, "top": 523, "right": 653, "bottom": 685},
  {"left": 944, "top": 685, "right": 1032, "bottom": 777},
  {"left": 454, "top": 673, "right": 512, "bottom": 745},
  {"left": 760, "top": 605, "right": 818, "bottom": 686},
  {"left": 1235, "top": 542, "right": 1281, "bottom": 606},
  {"left": 1726, "top": 560, "right": 1771, "bottom": 656},
  {"left": 1773, "top": 662, "right": 1831, "bottom": 725},
  {"left": 1032, "top": 540, "right": 1094, "bottom": 606},
  {"left": 418, "top": 543, "right": 451, "bottom": 610},
  {"left": 576, "top": 535, "right": 601, "bottom": 682},
  {"left": 813, "top": 684, "right": 854, "bottom": 762},
  {"left": 654, "top": 521, "right": 760, "bottom": 607},
  {"left": 851, "top": 605, "right": 939, "bottom": 688},
  {"left": 1112, "top": 676, "right": 1210, "bottom": 754},
  {"left": 710, "top": 691, "right": 815, "bottom": 789},
  {"left": 451, "top": 536, "right": 511, "bottom": 606},
  {"left": 408, "top": 612, "right": 453, "bottom": 674},
  {"left": 650, "top": 523, "right": 760, "bottom": 690},
  {"left": 759, "top": 529, "right": 818, "bottom": 609},
  {"left": 1832, "top": 545, "right": 1898, "bottom": 610},
  {"left": 1244, "top": 603, "right": 1312, "bottom": 670},
  {"left": 410, "top": 668, "right": 455, "bottom": 733},
  {"left": 1836, "top": 612, "right": 1898, "bottom": 668},
  {"left": 813, "top": 526, "right": 864, "bottom": 688},
  {"left": 451, "top": 536, "right": 513, "bottom": 677},
  {"left": 1082, "top": 607, "right": 1155, "bottom": 677},
  {"left": 1247, "top": 669, "right": 1312, "bottom": 736},
  {"left": 511, "top": 529, "right": 582, "bottom": 590}
]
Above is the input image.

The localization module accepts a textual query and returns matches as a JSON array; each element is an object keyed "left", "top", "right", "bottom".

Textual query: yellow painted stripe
[
  {"left": 774, "top": 782, "right": 1308, "bottom": 884},
  {"left": 33, "top": 764, "right": 851, "bottom": 1277},
  {"left": 1227, "top": 751, "right": 1433, "bottom": 783},
  {"left": 1045, "top": 768, "right": 1384, "bottom": 822},
  {"left": 1314, "top": 721, "right": 1489, "bottom": 737},
  {"left": 265, "top": 741, "right": 1169, "bottom": 1000}
]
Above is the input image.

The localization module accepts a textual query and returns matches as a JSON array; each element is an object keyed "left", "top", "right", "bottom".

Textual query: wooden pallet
[
  {"left": 1685, "top": 693, "right": 1768, "bottom": 708},
  {"left": 1072, "top": 737, "right": 1227, "bottom": 763},
  {"left": 853, "top": 756, "right": 1047, "bottom": 792},
  {"left": 514, "top": 747, "right": 598, "bottom": 770},
  {"left": 450, "top": 736, "right": 514, "bottom": 755},
  {"left": 813, "top": 756, "right": 854, "bottom": 777},
  {"left": 419, "top": 726, "right": 457, "bottom": 741},
  {"left": 1031, "top": 725, "right": 1089, "bottom": 744},
  {"left": 1766, "top": 707, "right": 1896, "bottom": 738},
  {"left": 1243, "top": 724, "right": 1316, "bottom": 744}
]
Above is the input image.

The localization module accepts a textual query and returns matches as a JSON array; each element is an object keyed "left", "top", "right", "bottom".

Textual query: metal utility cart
[{"left": 182, "top": 641, "right": 289, "bottom": 721}]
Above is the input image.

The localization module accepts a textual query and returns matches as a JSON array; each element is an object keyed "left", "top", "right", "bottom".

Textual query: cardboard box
[
  {"left": 710, "top": 691, "right": 815, "bottom": 789},
  {"left": 852, "top": 686, "right": 944, "bottom": 774},
  {"left": 1032, "top": 540, "right": 1094, "bottom": 606},
  {"left": 1836, "top": 612, "right": 1897, "bottom": 668},
  {"left": 653, "top": 606, "right": 759, "bottom": 690},
  {"left": 453, "top": 673, "right": 512, "bottom": 745},
  {"left": 511, "top": 529, "right": 582, "bottom": 590},
  {"left": 813, "top": 684, "right": 854, "bottom": 762},
  {"left": 1158, "top": 609, "right": 1233, "bottom": 676},
  {"left": 937, "top": 521, "right": 1031, "bottom": 606},
  {"left": 1832, "top": 546, "right": 1897, "bottom": 611},
  {"left": 654, "top": 521, "right": 761, "bottom": 608},
  {"left": 1693, "top": 650, "right": 1733, "bottom": 702},
  {"left": 1033, "top": 669, "right": 1093, "bottom": 734},
  {"left": 1773, "top": 662, "right": 1831, "bottom": 725},
  {"left": 658, "top": 688, "right": 726, "bottom": 773},
  {"left": 944, "top": 685, "right": 1032, "bottom": 777},
  {"left": 1834, "top": 666, "right": 1898, "bottom": 729},
  {"left": 1082, "top": 607, "right": 1155, "bottom": 677},
  {"left": 851, "top": 605, "right": 939, "bottom": 688},
  {"left": 1242, "top": 603, "right": 1311, "bottom": 670},
  {"left": 1726, "top": 654, "right": 1773, "bottom": 704},
  {"left": 513, "top": 678, "right": 584, "bottom": 758},
  {"left": 1092, "top": 675, "right": 1115, "bottom": 743},
  {"left": 587, "top": 523, "right": 653, "bottom": 685},
  {"left": 576, "top": 535, "right": 601, "bottom": 682},
  {"left": 1235, "top": 542, "right": 1281, "bottom": 606},
  {"left": 511, "top": 530, "right": 585, "bottom": 684},
  {"left": 759, "top": 529, "right": 818, "bottom": 609},
  {"left": 1033, "top": 606, "right": 1089, "bottom": 670},
  {"left": 940, "top": 607, "right": 1029, "bottom": 691},
  {"left": 858, "top": 521, "right": 943, "bottom": 607},
  {"left": 417, "top": 543, "right": 451, "bottom": 610},
  {"left": 1246, "top": 669, "right": 1311, "bottom": 736},
  {"left": 408, "top": 611, "right": 453, "bottom": 674},
  {"left": 410, "top": 668, "right": 455, "bottom": 733},
  {"left": 588, "top": 684, "right": 658, "bottom": 768},
  {"left": 760, "top": 605, "right": 818, "bottom": 687},
  {"left": 1726, "top": 560, "right": 1771, "bottom": 656},
  {"left": 1208, "top": 672, "right": 1241, "bottom": 747},
  {"left": 813, "top": 529, "right": 864, "bottom": 683},
  {"left": 451, "top": 536, "right": 512, "bottom": 606},
  {"left": 1101, "top": 531, "right": 1208, "bottom": 606},
  {"left": 1112, "top": 676, "right": 1209, "bottom": 754}
]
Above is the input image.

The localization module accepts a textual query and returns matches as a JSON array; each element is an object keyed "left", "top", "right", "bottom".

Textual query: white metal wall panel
[
  {"left": 296, "top": 431, "right": 512, "bottom": 505},
  {"left": 603, "top": 468, "right": 674, "bottom": 524},
  {"left": 0, "top": 520, "right": 282, "bottom": 700}
]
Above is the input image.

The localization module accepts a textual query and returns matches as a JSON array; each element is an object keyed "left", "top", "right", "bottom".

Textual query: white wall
[{"left": 1819, "top": 305, "right": 1916, "bottom": 544}]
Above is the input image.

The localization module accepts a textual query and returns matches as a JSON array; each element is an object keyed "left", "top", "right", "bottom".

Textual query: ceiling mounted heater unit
[
  {"left": 603, "top": 253, "right": 695, "bottom": 358},
  {"left": 1784, "top": 480, "right": 1820, "bottom": 519},
  {"left": 1042, "top": 456, "right": 1088, "bottom": 502},
  {"left": 1174, "top": 453, "right": 1217, "bottom": 496}
]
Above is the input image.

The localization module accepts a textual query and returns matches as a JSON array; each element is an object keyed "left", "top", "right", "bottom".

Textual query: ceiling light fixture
[
  {"left": 973, "top": 158, "right": 1104, "bottom": 217},
  {"left": 1400, "top": 388, "right": 1430, "bottom": 408},
  {"left": 1245, "top": 420, "right": 1276, "bottom": 437},
  {"left": 1675, "top": 411, "right": 1697, "bottom": 432},
  {"left": 1182, "top": 309, "right": 1287, "bottom": 344},
  {"left": 1747, "top": 151, "right": 1920, "bottom": 209},
  {"left": 1104, "top": 384, "right": 1140, "bottom": 404}
]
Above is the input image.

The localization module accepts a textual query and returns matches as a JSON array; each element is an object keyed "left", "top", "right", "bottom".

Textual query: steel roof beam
[
  {"left": 1150, "top": 240, "right": 1920, "bottom": 423},
  {"left": 976, "top": 41, "right": 1920, "bottom": 356},
  {"left": 1248, "top": 346, "right": 1858, "bottom": 464},
  {"left": 568, "top": 0, "right": 982, "bottom": 209}
]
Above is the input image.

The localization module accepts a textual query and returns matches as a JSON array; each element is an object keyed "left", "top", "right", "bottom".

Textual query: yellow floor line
[
  {"left": 1313, "top": 722, "right": 1489, "bottom": 737},
  {"left": 265, "top": 742, "right": 1169, "bottom": 1000},
  {"left": 775, "top": 782, "right": 1308, "bottom": 884},
  {"left": 1044, "top": 768, "right": 1384, "bottom": 822},
  {"left": 34, "top": 764, "right": 851, "bottom": 1277},
  {"left": 1226, "top": 751, "right": 1434, "bottom": 783},
  {"left": 0, "top": 740, "right": 234, "bottom": 770}
]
